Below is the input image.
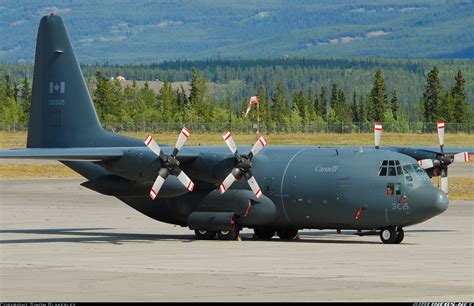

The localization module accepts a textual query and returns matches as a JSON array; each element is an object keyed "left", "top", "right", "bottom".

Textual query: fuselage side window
[{"left": 387, "top": 183, "right": 394, "bottom": 195}]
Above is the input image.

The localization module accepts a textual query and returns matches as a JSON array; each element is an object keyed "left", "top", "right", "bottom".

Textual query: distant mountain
[{"left": 1, "top": 0, "right": 473, "bottom": 63}]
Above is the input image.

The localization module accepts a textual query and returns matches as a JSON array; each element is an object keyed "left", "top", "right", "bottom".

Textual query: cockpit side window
[
  {"left": 412, "top": 163, "right": 431, "bottom": 183},
  {"left": 403, "top": 164, "right": 414, "bottom": 182}
]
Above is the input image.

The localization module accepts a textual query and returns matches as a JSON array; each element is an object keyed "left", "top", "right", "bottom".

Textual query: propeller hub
[{"left": 237, "top": 158, "right": 252, "bottom": 172}]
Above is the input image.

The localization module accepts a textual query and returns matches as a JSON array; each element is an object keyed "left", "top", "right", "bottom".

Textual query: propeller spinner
[
  {"left": 219, "top": 131, "right": 267, "bottom": 199},
  {"left": 417, "top": 121, "right": 470, "bottom": 195},
  {"left": 144, "top": 127, "right": 194, "bottom": 200}
]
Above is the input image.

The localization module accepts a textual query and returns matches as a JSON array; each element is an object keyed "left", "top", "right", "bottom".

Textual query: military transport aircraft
[{"left": 1, "top": 15, "right": 472, "bottom": 244}]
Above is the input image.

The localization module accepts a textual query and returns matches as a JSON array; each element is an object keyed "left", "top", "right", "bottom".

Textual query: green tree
[
  {"left": 390, "top": 90, "right": 399, "bottom": 120},
  {"left": 20, "top": 76, "right": 31, "bottom": 123},
  {"left": 93, "top": 71, "right": 114, "bottom": 122},
  {"left": 271, "top": 81, "right": 289, "bottom": 126},
  {"left": 330, "top": 83, "right": 338, "bottom": 110},
  {"left": 451, "top": 70, "right": 468, "bottom": 123},
  {"left": 358, "top": 95, "right": 367, "bottom": 122},
  {"left": 421, "top": 66, "right": 441, "bottom": 122},
  {"left": 189, "top": 68, "right": 207, "bottom": 121},
  {"left": 351, "top": 92, "right": 359, "bottom": 122},
  {"left": 367, "top": 68, "right": 387, "bottom": 122},
  {"left": 289, "top": 102, "right": 302, "bottom": 132},
  {"left": 4, "top": 75, "right": 13, "bottom": 98},
  {"left": 159, "top": 81, "right": 176, "bottom": 122},
  {"left": 318, "top": 86, "right": 328, "bottom": 120}
]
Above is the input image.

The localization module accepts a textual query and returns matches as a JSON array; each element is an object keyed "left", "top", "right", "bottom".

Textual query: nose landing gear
[{"left": 380, "top": 226, "right": 404, "bottom": 244}]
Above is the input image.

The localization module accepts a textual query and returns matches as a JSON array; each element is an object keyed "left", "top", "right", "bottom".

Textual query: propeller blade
[
  {"left": 144, "top": 134, "right": 162, "bottom": 158},
  {"left": 418, "top": 159, "right": 434, "bottom": 169},
  {"left": 173, "top": 127, "right": 191, "bottom": 155},
  {"left": 374, "top": 122, "right": 382, "bottom": 149},
  {"left": 437, "top": 120, "right": 445, "bottom": 153},
  {"left": 223, "top": 130, "right": 238, "bottom": 155},
  {"left": 150, "top": 174, "right": 167, "bottom": 200},
  {"left": 249, "top": 136, "right": 267, "bottom": 159},
  {"left": 219, "top": 171, "right": 238, "bottom": 194},
  {"left": 176, "top": 170, "right": 194, "bottom": 192},
  {"left": 440, "top": 176, "right": 448, "bottom": 196},
  {"left": 246, "top": 176, "right": 263, "bottom": 200},
  {"left": 453, "top": 152, "right": 470, "bottom": 163}
]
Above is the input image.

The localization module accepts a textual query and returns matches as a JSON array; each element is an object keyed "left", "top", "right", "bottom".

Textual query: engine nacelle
[{"left": 101, "top": 149, "right": 160, "bottom": 183}]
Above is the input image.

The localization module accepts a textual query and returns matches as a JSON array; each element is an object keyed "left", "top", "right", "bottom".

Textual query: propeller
[
  {"left": 374, "top": 122, "right": 383, "bottom": 149},
  {"left": 417, "top": 121, "right": 470, "bottom": 195},
  {"left": 219, "top": 131, "right": 267, "bottom": 199},
  {"left": 144, "top": 127, "right": 194, "bottom": 200}
]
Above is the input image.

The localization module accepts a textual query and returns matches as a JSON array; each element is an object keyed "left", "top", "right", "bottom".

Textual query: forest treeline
[{"left": 0, "top": 63, "right": 470, "bottom": 133}]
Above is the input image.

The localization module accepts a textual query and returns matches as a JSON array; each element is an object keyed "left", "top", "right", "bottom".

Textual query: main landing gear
[
  {"left": 379, "top": 226, "right": 404, "bottom": 244},
  {"left": 194, "top": 228, "right": 241, "bottom": 240},
  {"left": 253, "top": 228, "right": 299, "bottom": 240}
]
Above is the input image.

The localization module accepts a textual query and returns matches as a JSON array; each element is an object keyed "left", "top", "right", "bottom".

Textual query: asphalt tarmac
[{"left": 0, "top": 179, "right": 473, "bottom": 302}]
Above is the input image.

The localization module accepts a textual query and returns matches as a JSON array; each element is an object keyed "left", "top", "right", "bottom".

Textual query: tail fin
[{"left": 27, "top": 14, "right": 106, "bottom": 148}]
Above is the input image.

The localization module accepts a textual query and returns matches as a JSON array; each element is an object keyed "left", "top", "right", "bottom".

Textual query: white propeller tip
[
  {"left": 149, "top": 188, "right": 158, "bottom": 200},
  {"left": 255, "top": 189, "right": 262, "bottom": 199},
  {"left": 223, "top": 130, "right": 232, "bottom": 141},
  {"left": 187, "top": 181, "right": 195, "bottom": 192},
  {"left": 437, "top": 121, "right": 445, "bottom": 129},
  {"left": 144, "top": 134, "right": 153, "bottom": 145},
  {"left": 258, "top": 136, "right": 267, "bottom": 147},
  {"left": 181, "top": 127, "right": 191, "bottom": 138},
  {"left": 374, "top": 123, "right": 383, "bottom": 131}
]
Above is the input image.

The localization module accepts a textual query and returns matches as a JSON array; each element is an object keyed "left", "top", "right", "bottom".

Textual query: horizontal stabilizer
[{"left": 0, "top": 147, "right": 123, "bottom": 161}]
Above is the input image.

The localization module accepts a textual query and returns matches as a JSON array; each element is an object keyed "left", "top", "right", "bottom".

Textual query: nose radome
[{"left": 434, "top": 188, "right": 449, "bottom": 214}]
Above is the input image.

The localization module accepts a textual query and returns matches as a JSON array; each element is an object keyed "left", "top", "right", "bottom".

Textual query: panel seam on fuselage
[{"left": 280, "top": 148, "right": 307, "bottom": 225}]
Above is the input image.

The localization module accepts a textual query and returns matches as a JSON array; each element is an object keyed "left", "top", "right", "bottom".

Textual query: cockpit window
[
  {"left": 379, "top": 160, "right": 403, "bottom": 176},
  {"left": 401, "top": 163, "right": 430, "bottom": 183}
]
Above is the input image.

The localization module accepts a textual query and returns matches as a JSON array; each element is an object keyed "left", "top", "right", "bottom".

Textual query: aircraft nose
[{"left": 433, "top": 188, "right": 449, "bottom": 214}]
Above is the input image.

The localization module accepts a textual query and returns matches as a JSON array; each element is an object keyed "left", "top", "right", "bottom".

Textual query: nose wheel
[{"left": 380, "top": 226, "right": 404, "bottom": 244}]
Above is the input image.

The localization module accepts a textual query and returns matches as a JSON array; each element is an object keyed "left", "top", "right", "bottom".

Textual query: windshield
[{"left": 402, "top": 164, "right": 430, "bottom": 183}]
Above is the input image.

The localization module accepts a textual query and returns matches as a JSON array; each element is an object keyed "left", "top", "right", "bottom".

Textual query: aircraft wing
[
  {"left": 0, "top": 147, "right": 125, "bottom": 161},
  {"left": 383, "top": 146, "right": 474, "bottom": 161}
]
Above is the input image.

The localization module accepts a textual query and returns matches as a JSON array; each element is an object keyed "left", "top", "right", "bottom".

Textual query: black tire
[
  {"left": 254, "top": 228, "right": 275, "bottom": 240},
  {"left": 277, "top": 228, "right": 299, "bottom": 240},
  {"left": 380, "top": 227, "right": 398, "bottom": 244},
  {"left": 217, "top": 229, "right": 240, "bottom": 240},
  {"left": 393, "top": 228, "right": 404, "bottom": 244},
  {"left": 195, "top": 229, "right": 217, "bottom": 240}
]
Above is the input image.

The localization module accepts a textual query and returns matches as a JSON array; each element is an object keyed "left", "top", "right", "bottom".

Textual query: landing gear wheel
[
  {"left": 380, "top": 227, "right": 398, "bottom": 244},
  {"left": 254, "top": 228, "right": 275, "bottom": 240},
  {"left": 277, "top": 228, "right": 299, "bottom": 240},
  {"left": 217, "top": 228, "right": 240, "bottom": 240},
  {"left": 195, "top": 229, "right": 217, "bottom": 240},
  {"left": 394, "top": 228, "right": 404, "bottom": 244}
]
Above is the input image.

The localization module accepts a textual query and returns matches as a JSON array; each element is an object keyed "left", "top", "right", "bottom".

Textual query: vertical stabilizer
[{"left": 27, "top": 14, "right": 105, "bottom": 148}]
